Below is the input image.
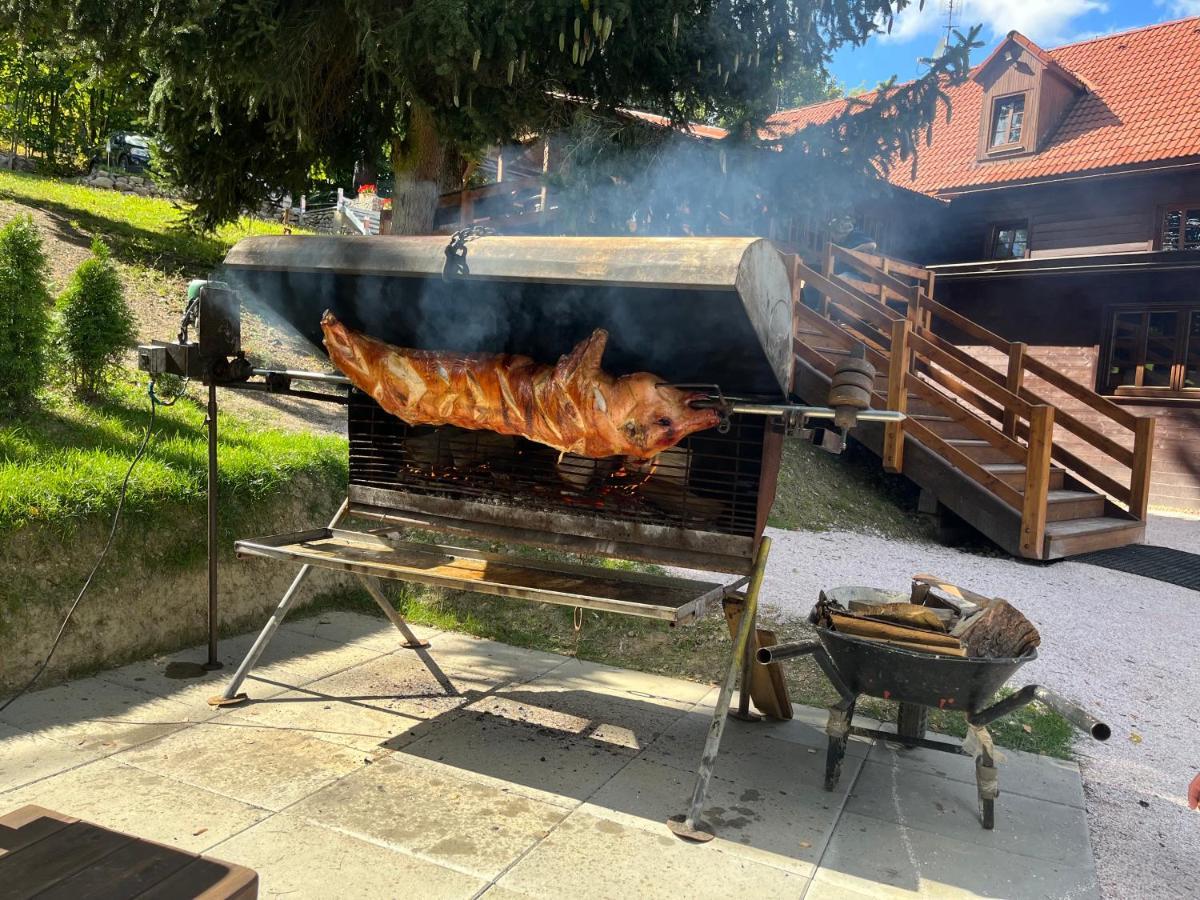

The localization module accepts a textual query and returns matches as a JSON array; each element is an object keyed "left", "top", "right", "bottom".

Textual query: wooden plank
[
  {"left": 904, "top": 418, "right": 1024, "bottom": 508},
  {"left": 830, "top": 244, "right": 919, "bottom": 302},
  {"left": 0, "top": 806, "right": 77, "bottom": 860},
  {"left": 36, "top": 839, "right": 198, "bottom": 900},
  {"left": 1020, "top": 405, "right": 1055, "bottom": 559},
  {"left": 0, "top": 821, "right": 133, "bottom": 896},
  {"left": 136, "top": 857, "right": 258, "bottom": 900},
  {"left": 1018, "top": 390, "right": 1136, "bottom": 468},
  {"left": 1014, "top": 422, "right": 1132, "bottom": 503},
  {"left": 796, "top": 262, "right": 898, "bottom": 332},
  {"left": 1004, "top": 342, "right": 1026, "bottom": 438},
  {"left": 1128, "top": 416, "right": 1156, "bottom": 520},
  {"left": 1021, "top": 352, "right": 1139, "bottom": 430},
  {"left": 910, "top": 331, "right": 1034, "bottom": 419},
  {"left": 921, "top": 294, "right": 1011, "bottom": 353},
  {"left": 884, "top": 319, "right": 910, "bottom": 473},
  {"left": 918, "top": 364, "right": 1006, "bottom": 423}
]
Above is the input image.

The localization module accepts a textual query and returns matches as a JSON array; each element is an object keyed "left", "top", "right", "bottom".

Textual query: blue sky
[{"left": 828, "top": 0, "right": 1200, "bottom": 90}]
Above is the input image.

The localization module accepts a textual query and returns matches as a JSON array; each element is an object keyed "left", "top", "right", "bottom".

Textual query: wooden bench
[{"left": 0, "top": 805, "right": 257, "bottom": 899}]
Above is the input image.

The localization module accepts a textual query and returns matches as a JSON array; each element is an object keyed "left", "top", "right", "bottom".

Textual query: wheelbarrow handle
[
  {"left": 969, "top": 685, "right": 1111, "bottom": 741},
  {"left": 756, "top": 640, "right": 856, "bottom": 709}
]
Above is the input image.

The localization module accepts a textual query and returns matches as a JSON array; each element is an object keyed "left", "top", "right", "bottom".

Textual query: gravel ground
[{"left": 755, "top": 514, "right": 1197, "bottom": 900}]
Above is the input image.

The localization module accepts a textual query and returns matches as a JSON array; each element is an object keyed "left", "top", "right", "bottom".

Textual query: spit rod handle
[{"left": 756, "top": 640, "right": 821, "bottom": 665}]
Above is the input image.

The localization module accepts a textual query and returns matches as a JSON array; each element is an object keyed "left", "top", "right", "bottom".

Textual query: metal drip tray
[{"left": 234, "top": 528, "right": 741, "bottom": 624}]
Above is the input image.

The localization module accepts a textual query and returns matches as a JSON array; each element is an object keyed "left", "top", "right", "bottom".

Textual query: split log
[{"left": 829, "top": 612, "right": 962, "bottom": 650}]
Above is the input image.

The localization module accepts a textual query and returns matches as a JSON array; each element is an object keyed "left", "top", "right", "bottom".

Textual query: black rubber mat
[{"left": 1075, "top": 544, "right": 1200, "bottom": 592}]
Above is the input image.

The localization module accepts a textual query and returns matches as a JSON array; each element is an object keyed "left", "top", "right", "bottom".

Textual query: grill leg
[
  {"left": 209, "top": 499, "right": 350, "bottom": 707},
  {"left": 667, "top": 536, "right": 770, "bottom": 843},
  {"left": 729, "top": 598, "right": 763, "bottom": 723},
  {"left": 824, "top": 700, "right": 856, "bottom": 791},
  {"left": 357, "top": 575, "right": 430, "bottom": 649}
]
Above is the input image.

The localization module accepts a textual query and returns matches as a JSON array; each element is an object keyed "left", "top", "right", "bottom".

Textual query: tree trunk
[{"left": 386, "top": 102, "right": 446, "bottom": 235}]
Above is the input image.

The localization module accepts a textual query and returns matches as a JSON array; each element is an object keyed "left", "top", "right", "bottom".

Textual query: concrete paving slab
[
  {"left": 96, "top": 627, "right": 383, "bottom": 708},
  {"left": 208, "top": 813, "right": 486, "bottom": 899},
  {"left": 413, "top": 632, "right": 568, "bottom": 683},
  {"left": 288, "top": 753, "right": 568, "bottom": 880},
  {"left": 809, "top": 810, "right": 1100, "bottom": 899},
  {"left": 397, "top": 710, "right": 635, "bottom": 809},
  {"left": 532, "top": 657, "right": 714, "bottom": 706},
  {"left": 0, "top": 722, "right": 104, "bottom": 792},
  {"left": 845, "top": 758, "right": 1092, "bottom": 864},
  {"left": 0, "top": 757, "right": 269, "bottom": 853},
  {"left": 495, "top": 808, "right": 809, "bottom": 899},
  {"left": 0, "top": 675, "right": 201, "bottom": 753},
  {"left": 868, "top": 737, "right": 1086, "bottom": 809},
  {"left": 116, "top": 721, "right": 369, "bottom": 811},
  {"left": 640, "top": 706, "right": 869, "bottom": 779},
  {"left": 581, "top": 754, "right": 857, "bottom": 876},
  {"left": 464, "top": 681, "right": 691, "bottom": 754},
  {"left": 283, "top": 609, "right": 441, "bottom": 654}
]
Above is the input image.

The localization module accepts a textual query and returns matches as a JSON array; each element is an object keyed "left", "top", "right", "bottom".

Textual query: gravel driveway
[{"left": 754, "top": 514, "right": 1197, "bottom": 900}]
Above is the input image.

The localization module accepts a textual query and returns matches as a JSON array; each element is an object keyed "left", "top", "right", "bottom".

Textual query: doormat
[{"left": 1075, "top": 544, "right": 1200, "bottom": 592}]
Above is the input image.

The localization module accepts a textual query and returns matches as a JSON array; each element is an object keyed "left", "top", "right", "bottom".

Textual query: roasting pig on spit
[{"left": 321, "top": 312, "right": 719, "bottom": 460}]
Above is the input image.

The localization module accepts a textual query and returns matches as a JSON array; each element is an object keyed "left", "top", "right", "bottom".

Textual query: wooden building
[{"left": 768, "top": 18, "right": 1200, "bottom": 512}]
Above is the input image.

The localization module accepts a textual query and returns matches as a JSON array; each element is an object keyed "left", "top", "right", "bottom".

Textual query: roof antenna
[{"left": 922, "top": 0, "right": 959, "bottom": 72}]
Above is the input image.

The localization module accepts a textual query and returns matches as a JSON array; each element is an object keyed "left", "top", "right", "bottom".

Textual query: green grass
[
  {"left": 0, "top": 374, "right": 347, "bottom": 534},
  {"left": 0, "top": 169, "right": 291, "bottom": 275},
  {"left": 308, "top": 582, "right": 1076, "bottom": 760}
]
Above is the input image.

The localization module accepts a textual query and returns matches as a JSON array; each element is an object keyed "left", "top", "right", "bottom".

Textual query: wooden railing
[{"left": 793, "top": 244, "right": 1156, "bottom": 557}]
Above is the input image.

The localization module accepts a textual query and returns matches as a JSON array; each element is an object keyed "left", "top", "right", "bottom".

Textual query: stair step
[
  {"left": 1043, "top": 517, "right": 1145, "bottom": 559},
  {"left": 910, "top": 414, "right": 978, "bottom": 439},
  {"left": 946, "top": 439, "right": 1021, "bottom": 465},
  {"left": 983, "top": 464, "right": 1066, "bottom": 491},
  {"left": 1045, "top": 490, "right": 1107, "bottom": 522}
]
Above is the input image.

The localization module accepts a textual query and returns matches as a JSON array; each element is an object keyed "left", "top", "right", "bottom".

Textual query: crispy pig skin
[{"left": 320, "top": 312, "right": 719, "bottom": 459}]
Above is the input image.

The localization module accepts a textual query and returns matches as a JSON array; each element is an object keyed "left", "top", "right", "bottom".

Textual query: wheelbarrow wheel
[{"left": 896, "top": 702, "right": 928, "bottom": 747}]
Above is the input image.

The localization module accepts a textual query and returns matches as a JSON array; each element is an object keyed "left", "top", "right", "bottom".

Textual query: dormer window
[{"left": 989, "top": 95, "right": 1025, "bottom": 148}]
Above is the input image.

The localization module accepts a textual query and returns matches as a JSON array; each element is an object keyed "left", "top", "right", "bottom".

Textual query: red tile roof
[{"left": 763, "top": 17, "right": 1200, "bottom": 195}]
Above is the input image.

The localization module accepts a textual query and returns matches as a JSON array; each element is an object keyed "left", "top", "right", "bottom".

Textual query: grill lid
[{"left": 221, "top": 235, "right": 794, "bottom": 396}]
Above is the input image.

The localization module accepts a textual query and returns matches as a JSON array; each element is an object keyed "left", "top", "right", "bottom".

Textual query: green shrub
[
  {"left": 57, "top": 238, "right": 136, "bottom": 398},
  {"left": 0, "top": 215, "right": 52, "bottom": 414}
]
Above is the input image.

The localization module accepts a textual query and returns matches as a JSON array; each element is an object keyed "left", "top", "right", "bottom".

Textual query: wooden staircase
[{"left": 787, "top": 244, "right": 1155, "bottom": 560}]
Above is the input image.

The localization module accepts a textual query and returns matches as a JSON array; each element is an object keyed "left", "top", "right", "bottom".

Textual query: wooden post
[
  {"left": 908, "top": 289, "right": 925, "bottom": 328},
  {"left": 460, "top": 187, "right": 475, "bottom": 226},
  {"left": 1003, "top": 342, "right": 1027, "bottom": 439},
  {"left": 884, "top": 319, "right": 910, "bottom": 473},
  {"left": 925, "top": 270, "right": 937, "bottom": 303},
  {"left": 1020, "top": 405, "right": 1055, "bottom": 559},
  {"left": 820, "top": 243, "right": 835, "bottom": 317},
  {"left": 1128, "top": 416, "right": 1156, "bottom": 520}
]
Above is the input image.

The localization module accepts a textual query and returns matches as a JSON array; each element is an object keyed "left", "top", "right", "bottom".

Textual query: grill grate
[{"left": 347, "top": 391, "right": 766, "bottom": 537}]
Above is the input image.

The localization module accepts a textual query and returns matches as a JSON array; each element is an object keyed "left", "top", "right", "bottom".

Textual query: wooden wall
[
  {"left": 925, "top": 169, "right": 1200, "bottom": 263},
  {"left": 937, "top": 269, "right": 1200, "bottom": 512}
]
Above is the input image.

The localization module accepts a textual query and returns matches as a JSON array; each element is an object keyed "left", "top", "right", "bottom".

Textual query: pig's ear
[{"left": 555, "top": 329, "right": 608, "bottom": 385}]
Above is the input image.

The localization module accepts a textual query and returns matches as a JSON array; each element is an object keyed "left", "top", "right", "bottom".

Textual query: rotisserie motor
[{"left": 321, "top": 312, "right": 720, "bottom": 459}]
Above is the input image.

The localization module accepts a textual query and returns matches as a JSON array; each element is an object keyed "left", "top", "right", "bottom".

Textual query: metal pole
[
  {"left": 210, "top": 498, "right": 350, "bottom": 706},
  {"left": 668, "top": 536, "right": 770, "bottom": 843},
  {"left": 204, "top": 379, "right": 222, "bottom": 671},
  {"left": 357, "top": 575, "right": 430, "bottom": 650}
]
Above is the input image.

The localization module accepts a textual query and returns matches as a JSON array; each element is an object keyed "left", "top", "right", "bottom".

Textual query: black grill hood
[{"left": 221, "top": 235, "right": 795, "bottom": 397}]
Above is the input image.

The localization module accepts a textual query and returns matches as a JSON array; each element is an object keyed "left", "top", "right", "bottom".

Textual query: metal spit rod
[{"left": 246, "top": 369, "right": 903, "bottom": 423}]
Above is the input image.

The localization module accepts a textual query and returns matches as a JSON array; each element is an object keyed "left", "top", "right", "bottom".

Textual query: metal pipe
[
  {"left": 668, "top": 535, "right": 770, "bottom": 842},
  {"left": 250, "top": 367, "right": 351, "bottom": 385},
  {"left": 692, "top": 399, "right": 904, "bottom": 422},
  {"left": 756, "top": 639, "right": 821, "bottom": 664},
  {"left": 205, "top": 380, "right": 221, "bottom": 670},
  {"left": 213, "top": 498, "right": 350, "bottom": 704},
  {"left": 968, "top": 684, "right": 1111, "bottom": 741}
]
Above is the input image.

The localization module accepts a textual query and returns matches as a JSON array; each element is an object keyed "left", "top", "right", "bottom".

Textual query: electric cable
[{"left": 0, "top": 375, "right": 185, "bottom": 712}]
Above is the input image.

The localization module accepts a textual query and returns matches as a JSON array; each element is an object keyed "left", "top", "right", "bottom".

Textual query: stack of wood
[{"left": 815, "top": 576, "right": 1041, "bottom": 660}]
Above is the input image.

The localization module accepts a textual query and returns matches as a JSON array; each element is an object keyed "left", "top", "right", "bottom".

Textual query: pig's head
[{"left": 555, "top": 328, "right": 720, "bottom": 459}]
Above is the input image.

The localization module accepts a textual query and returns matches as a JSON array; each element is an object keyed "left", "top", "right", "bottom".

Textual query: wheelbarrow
[{"left": 757, "top": 596, "right": 1110, "bottom": 830}]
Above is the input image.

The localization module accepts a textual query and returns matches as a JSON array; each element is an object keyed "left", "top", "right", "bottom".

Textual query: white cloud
[
  {"left": 878, "top": 0, "right": 1109, "bottom": 47},
  {"left": 1156, "top": 1, "right": 1200, "bottom": 15}
]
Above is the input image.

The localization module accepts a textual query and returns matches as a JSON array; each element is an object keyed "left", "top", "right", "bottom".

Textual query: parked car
[{"left": 103, "top": 133, "right": 153, "bottom": 172}]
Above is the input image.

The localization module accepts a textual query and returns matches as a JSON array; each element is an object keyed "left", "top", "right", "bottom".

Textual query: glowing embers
[{"left": 347, "top": 391, "right": 765, "bottom": 537}]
